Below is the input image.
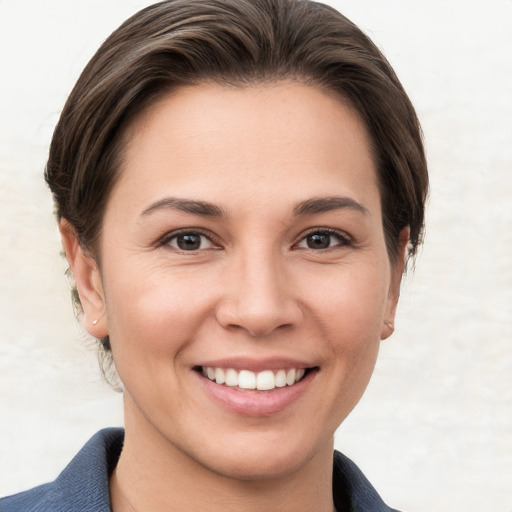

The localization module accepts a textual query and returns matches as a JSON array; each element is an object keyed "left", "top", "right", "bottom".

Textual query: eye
[
  {"left": 165, "top": 231, "right": 217, "bottom": 251},
  {"left": 296, "top": 229, "right": 351, "bottom": 250}
]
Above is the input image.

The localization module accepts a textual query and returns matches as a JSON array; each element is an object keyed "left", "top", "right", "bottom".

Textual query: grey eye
[
  {"left": 297, "top": 230, "right": 351, "bottom": 250},
  {"left": 168, "top": 232, "right": 214, "bottom": 251},
  {"left": 306, "top": 233, "right": 332, "bottom": 249}
]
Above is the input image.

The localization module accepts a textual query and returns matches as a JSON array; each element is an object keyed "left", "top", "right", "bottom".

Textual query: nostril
[
  {"left": 214, "top": 272, "right": 303, "bottom": 337},
  {"left": 216, "top": 304, "right": 302, "bottom": 338}
]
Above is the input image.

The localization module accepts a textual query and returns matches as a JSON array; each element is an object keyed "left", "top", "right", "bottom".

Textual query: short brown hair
[{"left": 46, "top": 0, "right": 428, "bottom": 365}]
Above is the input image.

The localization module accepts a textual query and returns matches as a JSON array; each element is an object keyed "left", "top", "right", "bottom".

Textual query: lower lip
[{"left": 196, "top": 369, "right": 316, "bottom": 417}]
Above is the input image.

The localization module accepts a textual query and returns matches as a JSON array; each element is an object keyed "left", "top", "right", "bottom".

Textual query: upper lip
[{"left": 195, "top": 357, "right": 315, "bottom": 373}]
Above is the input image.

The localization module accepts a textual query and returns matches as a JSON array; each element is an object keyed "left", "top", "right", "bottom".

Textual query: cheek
[
  {"left": 317, "top": 272, "right": 386, "bottom": 405},
  {"left": 103, "top": 264, "right": 216, "bottom": 363},
  {"left": 307, "top": 262, "right": 389, "bottom": 397},
  {"left": 307, "top": 264, "right": 389, "bottom": 341}
]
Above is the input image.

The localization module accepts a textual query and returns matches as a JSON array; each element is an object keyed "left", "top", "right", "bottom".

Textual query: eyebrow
[
  {"left": 140, "top": 195, "right": 368, "bottom": 218},
  {"left": 141, "top": 197, "right": 225, "bottom": 217},
  {"left": 293, "top": 197, "right": 369, "bottom": 216}
]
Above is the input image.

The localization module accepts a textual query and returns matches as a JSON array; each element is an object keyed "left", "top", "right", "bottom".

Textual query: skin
[{"left": 61, "top": 81, "right": 408, "bottom": 511}]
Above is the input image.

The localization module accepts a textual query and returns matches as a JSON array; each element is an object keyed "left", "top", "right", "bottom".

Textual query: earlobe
[
  {"left": 380, "top": 320, "right": 395, "bottom": 340},
  {"left": 381, "top": 227, "right": 409, "bottom": 340},
  {"left": 59, "top": 219, "right": 108, "bottom": 338}
]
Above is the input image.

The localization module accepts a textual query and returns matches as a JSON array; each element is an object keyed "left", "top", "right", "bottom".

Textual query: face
[{"left": 66, "top": 82, "right": 406, "bottom": 480}]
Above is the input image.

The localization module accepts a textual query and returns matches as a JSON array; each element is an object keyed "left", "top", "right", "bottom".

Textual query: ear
[
  {"left": 59, "top": 219, "right": 108, "bottom": 338},
  {"left": 381, "top": 228, "right": 410, "bottom": 340}
]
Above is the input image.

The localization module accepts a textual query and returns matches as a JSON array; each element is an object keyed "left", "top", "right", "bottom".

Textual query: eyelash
[
  {"left": 159, "top": 229, "right": 220, "bottom": 252},
  {"left": 159, "top": 227, "right": 352, "bottom": 253},
  {"left": 294, "top": 228, "right": 353, "bottom": 251}
]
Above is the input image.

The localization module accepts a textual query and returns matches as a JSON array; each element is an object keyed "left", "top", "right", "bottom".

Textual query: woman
[{"left": 1, "top": 0, "right": 428, "bottom": 510}]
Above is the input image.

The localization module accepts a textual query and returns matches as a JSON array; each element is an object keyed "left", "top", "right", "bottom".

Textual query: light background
[{"left": 0, "top": 1, "right": 511, "bottom": 510}]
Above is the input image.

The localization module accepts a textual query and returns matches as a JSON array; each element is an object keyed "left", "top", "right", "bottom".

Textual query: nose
[{"left": 216, "top": 251, "right": 303, "bottom": 337}]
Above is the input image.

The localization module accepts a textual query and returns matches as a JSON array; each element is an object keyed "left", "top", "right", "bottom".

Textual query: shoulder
[
  {"left": 0, "top": 481, "right": 58, "bottom": 512},
  {"left": 332, "top": 450, "right": 402, "bottom": 512},
  {"left": 0, "top": 428, "right": 124, "bottom": 512}
]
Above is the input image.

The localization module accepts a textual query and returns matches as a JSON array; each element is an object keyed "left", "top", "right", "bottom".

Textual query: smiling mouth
[{"left": 196, "top": 366, "right": 312, "bottom": 391}]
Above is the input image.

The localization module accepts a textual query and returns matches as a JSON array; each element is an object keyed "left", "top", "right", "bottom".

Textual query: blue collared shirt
[{"left": 1, "top": 428, "right": 400, "bottom": 511}]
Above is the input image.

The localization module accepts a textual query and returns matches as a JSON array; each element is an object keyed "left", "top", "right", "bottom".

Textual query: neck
[{"left": 110, "top": 401, "right": 335, "bottom": 512}]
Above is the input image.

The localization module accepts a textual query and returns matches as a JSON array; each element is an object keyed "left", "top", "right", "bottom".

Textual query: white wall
[{"left": 1, "top": 1, "right": 511, "bottom": 510}]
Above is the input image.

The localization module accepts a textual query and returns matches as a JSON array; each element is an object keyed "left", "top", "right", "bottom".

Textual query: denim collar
[{"left": 2, "top": 428, "right": 399, "bottom": 512}]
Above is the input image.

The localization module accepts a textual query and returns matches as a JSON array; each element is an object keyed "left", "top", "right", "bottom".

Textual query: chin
[
  {"left": 203, "top": 450, "right": 309, "bottom": 482},
  {"left": 187, "top": 429, "right": 333, "bottom": 482}
]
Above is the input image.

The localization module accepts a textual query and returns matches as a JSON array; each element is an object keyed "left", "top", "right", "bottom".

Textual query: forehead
[{"left": 112, "top": 81, "right": 379, "bottom": 215}]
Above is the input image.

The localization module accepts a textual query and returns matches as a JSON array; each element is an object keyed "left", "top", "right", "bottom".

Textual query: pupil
[
  {"left": 178, "top": 234, "right": 201, "bottom": 250},
  {"left": 307, "top": 233, "right": 330, "bottom": 249}
]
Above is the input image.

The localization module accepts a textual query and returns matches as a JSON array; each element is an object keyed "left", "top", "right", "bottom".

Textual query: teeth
[
  {"left": 239, "top": 370, "right": 256, "bottom": 389},
  {"left": 214, "top": 367, "right": 225, "bottom": 384},
  {"left": 225, "top": 368, "right": 238, "bottom": 387},
  {"left": 275, "top": 369, "right": 287, "bottom": 388},
  {"left": 202, "top": 367, "right": 307, "bottom": 390},
  {"left": 256, "top": 370, "right": 275, "bottom": 391}
]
